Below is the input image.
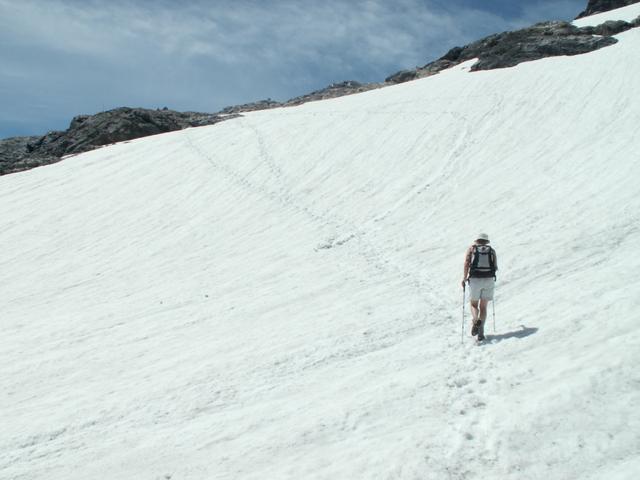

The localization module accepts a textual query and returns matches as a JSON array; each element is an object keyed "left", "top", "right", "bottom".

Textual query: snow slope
[{"left": 2, "top": 7, "right": 640, "bottom": 480}]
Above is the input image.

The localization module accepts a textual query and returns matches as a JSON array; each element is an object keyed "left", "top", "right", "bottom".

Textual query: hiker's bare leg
[
  {"left": 479, "top": 299, "right": 489, "bottom": 322},
  {"left": 478, "top": 299, "right": 489, "bottom": 337},
  {"left": 470, "top": 300, "right": 479, "bottom": 322}
]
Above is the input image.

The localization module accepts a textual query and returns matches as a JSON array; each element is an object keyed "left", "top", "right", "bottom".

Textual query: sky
[{"left": 0, "top": 0, "right": 587, "bottom": 139}]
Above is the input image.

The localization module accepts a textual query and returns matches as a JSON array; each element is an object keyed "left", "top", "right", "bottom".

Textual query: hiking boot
[
  {"left": 471, "top": 320, "right": 481, "bottom": 336},
  {"left": 477, "top": 334, "right": 486, "bottom": 342}
]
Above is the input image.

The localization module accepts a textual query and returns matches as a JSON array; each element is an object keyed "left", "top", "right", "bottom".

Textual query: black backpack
[{"left": 469, "top": 245, "right": 496, "bottom": 279}]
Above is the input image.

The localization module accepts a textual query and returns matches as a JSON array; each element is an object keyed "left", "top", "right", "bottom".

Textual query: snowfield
[{"left": 1, "top": 6, "right": 639, "bottom": 480}]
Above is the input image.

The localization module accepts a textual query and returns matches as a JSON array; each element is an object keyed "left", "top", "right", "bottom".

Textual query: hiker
[{"left": 461, "top": 233, "right": 497, "bottom": 341}]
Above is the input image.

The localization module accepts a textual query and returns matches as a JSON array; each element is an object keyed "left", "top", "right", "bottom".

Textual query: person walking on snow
[{"left": 461, "top": 233, "right": 497, "bottom": 341}]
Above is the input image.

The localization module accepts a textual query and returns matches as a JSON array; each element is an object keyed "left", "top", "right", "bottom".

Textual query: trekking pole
[
  {"left": 461, "top": 284, "right": 466, "bottom": 344},
  {"left": 492, "top": 295, "right": 496, "bottom": 333}
]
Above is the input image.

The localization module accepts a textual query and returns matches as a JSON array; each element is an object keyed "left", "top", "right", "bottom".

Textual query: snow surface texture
[{"left": 2, "top": 6, "right": 640, "bottom": 480}]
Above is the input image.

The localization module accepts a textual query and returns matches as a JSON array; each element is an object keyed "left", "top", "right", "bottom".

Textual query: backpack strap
[
  {"left": 488, "top": 247, "right": 496, "bottom": 280},
  {"left": 488, "top": 247, "right": 495, "bottom": 271},
  {"left": 470, "top": 245, "right": 480, "bottom": 269}
]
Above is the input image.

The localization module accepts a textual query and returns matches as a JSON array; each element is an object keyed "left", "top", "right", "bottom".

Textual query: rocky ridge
[
  {"left": 2, "top": 0, "right": 639, "bottom": 176},
  {"left": 218, "top": 81, "right": 378, "bottom": 115},
  {"left": 0, "top": 136, "right": 45, "bottom": 176},
  {"left": 1, "top": 108, "right": 232, "bottom": 176},
  {"left": 576, "top": 0, "right": 639, "bottom": 19},
  {"left": 1, "top": 83, "right": 378, "bottom": 175},
  {"left": 385, "top": 17, "right": 639, "bottom": 84}
]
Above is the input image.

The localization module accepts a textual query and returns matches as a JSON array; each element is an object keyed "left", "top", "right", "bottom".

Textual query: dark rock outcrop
[
  {"left": 447, "top": 21, "right": 617, "bottom": 71},
  {"left": 220, "top": 99, "right": 282, "bottom": 115},
  {"left": 284, "top": 81, "right": 378, "bottom": 106},
  {"left": 219, "top": 81, "right": 378, "bottom": 114},
  {"left": 1, "top": 107, "right": 231, "bottom": 175},
  {"left": 385, "top": 70, "right": 419, "bottom": 84},
  {"left": 579, "top": 16, "right": 640, "bottom": 34},
  {"left": 576, "top": 0, "right": 639, "bottom": 19},
  {"left": 32, "top": 107, "right": 228, "bottom": 157},
  {"left": 385, "top": 19, "right": 633, "bottom": 84},
  {"left": 0, "top": 136, "right": 59, "bottom": 176}
]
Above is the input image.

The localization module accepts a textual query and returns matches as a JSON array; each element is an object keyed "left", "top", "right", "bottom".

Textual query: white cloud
[
  {"left": 0, "top": 0, "right": 587, "bottom": 138},
  {"left": 0, "top": 0, "right": 519, "bottom": 71}
]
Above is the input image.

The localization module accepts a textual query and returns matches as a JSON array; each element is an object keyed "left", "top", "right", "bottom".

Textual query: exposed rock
[
  {"left": 385, "top": 20, "right": 623, "bottom": 84},
  {"left": 576, "top": 0, "right": 639, "bottom": 19},
  {"left": 0, "top": 136, "right": 59, "bottom": 176},
  {"left": 579, "top": 16, "right": 640, "bottom": 35},
  {"left": 458, "top": 21, "right": 617, "bottom": 71},
  {"left": 219, "top": 82, "right": 379, "bottom": 114},
  {"left": 385, "top": 70, "right": 419, "bottom": 84},
  {"left": 283, "top": 81, "right": 378, "bottom": 106},
  {"left": 386, "top": 59, "right": 460, "bottom": 83},
  {"left": 219, "top": 99, "right": 282, "bottom": 115},
  {"left": 1, "top": 107, "right": 232, "bottom": 175}
]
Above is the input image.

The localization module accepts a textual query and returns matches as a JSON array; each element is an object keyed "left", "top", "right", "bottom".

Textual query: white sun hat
[{"left": 476, "top": 233, "right": 490, "bottom": 242}]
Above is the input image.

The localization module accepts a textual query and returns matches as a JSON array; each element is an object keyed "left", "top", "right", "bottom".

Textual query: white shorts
[{"left": 468, "top": 277, "right": 495, "bottom": 301}]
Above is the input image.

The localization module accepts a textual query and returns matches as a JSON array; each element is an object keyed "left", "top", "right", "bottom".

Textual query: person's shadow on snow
[{"left": 486, "top": 325, "right": 538, "bottom": 343}]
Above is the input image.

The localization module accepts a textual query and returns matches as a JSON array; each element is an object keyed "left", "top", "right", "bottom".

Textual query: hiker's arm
[
  {"left": 461, "top": 247, "right": 471, "bottom": 286},
  {"left": 493, "top": 250, "right": 498, "bottom": 271}
]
